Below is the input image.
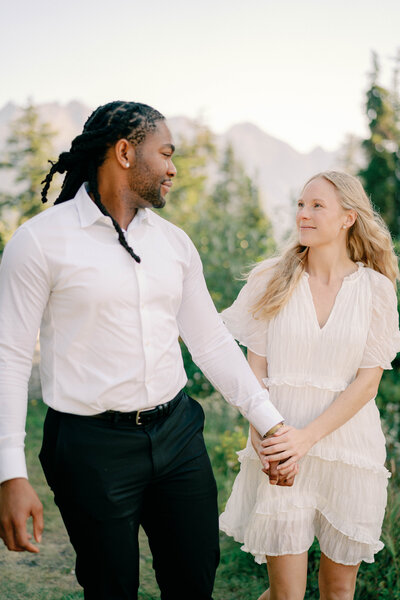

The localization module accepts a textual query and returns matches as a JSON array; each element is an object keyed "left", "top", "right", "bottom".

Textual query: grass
[
  {"left": 0, "top": 394, "right": 399, "bottom": 599},
  {"left": 0, "top": 399, "right": 82, "bottom": 600}
]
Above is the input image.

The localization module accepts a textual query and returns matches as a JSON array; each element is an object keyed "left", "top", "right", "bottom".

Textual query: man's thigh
[
  {"left": 142, "top": 395, "right": 220, "bottom": 600},
  {"left": 39, "top": 408, "right": 153, "bottom": 599}
]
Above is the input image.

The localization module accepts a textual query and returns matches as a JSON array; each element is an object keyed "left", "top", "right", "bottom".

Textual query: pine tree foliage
[
  {"left": 197, "top": 144, "right": 274, "bottom": 312},
  {"left": 0, "top": 101, "right": 56, "bottom": 241},
  {"left": 359, "top": 52, "right": 400, "bottom": 237},
  {"left": 164, "top": 127, "right": 275, "bottom": 395}
]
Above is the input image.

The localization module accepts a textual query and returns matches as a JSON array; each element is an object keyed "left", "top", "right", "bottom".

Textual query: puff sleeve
[
  {"left": 221, "top": 258, "right": 277, "bottom": 357},
  {"left": 360, "top": 270, "right": 400, "bottom": 370}
]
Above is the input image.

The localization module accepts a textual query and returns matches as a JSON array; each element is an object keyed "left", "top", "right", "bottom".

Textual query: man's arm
[
  {"left": 0, "top": 226, "right": 51, "bottom": 552},
  {"left": 176, "top": 241, "right": 283, "bottom": 435},
  {"left": 247, "top": 350, "right": 297, "bottom": 486}
]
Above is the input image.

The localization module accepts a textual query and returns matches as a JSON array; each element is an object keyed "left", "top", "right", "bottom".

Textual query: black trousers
[{"left": 39, "top": 392, "right": 220, "bottom": 600}]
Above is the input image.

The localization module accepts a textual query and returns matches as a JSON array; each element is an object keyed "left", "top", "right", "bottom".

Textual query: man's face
[{"left": 128, "top": 120, "right": 176, "bottom": 209}]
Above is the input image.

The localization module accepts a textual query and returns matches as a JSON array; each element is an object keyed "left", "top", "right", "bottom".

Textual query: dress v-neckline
[{"left": 303, "top": 263, "right": 363, "bottom": 331}]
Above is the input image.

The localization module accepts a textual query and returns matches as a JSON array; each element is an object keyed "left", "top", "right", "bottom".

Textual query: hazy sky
[{"left": 2, "top": 0, "right": 399, "bottom": 152}]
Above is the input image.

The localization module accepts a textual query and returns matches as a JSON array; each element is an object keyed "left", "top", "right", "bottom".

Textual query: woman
[{"left": 219, "top": 171, "right": 400, "bottom": 600}]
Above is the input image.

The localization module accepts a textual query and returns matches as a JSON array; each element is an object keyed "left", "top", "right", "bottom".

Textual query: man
[{"left": 0, "top": 101, "right": 292, "bottom": 599}]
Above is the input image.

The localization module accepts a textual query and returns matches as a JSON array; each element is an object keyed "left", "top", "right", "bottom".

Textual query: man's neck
[{"left": 92, "top": 178, "right": 142, "bottom": 230}]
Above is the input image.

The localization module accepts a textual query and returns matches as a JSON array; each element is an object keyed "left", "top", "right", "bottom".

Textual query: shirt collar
[
  {"left": 75, "top": 183, "right": 155, "bottom": 229},
  {"left": 127, "top": 205, "right": 156, "bottom": 230}
]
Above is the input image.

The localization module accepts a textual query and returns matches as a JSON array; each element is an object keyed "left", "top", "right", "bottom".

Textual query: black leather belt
[{"left": 90, "top": 389, "right": 184, "bottom": 426}]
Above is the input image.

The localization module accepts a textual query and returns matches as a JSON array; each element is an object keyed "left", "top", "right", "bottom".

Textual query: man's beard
[
  {"left": 129, "top": 165, "right": 166, "bottom": 209},
  {"left": 146, "top": 188, "right": 166, "bottom": 209}
]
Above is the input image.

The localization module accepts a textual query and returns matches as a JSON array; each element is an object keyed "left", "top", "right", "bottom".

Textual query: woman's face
[{"left": 296, "top": 177, "right": 352, "bottom": 249}]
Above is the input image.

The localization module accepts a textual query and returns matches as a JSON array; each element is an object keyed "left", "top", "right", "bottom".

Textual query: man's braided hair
[{"left": 41, "top": 101, "right": 165, "bottom": 263}]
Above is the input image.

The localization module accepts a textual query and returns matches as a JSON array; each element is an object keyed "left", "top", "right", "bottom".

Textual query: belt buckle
[{"left": 135, "top": 409, "right": 143, "bottom": 425}]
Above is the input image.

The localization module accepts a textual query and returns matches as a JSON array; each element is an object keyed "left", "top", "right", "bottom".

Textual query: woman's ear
[{"left": 345, "top": 210, "right": 357, "bottom": 228}]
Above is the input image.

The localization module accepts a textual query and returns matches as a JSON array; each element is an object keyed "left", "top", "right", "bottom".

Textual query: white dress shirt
[{"left": 0, "top": 183, "right": 283, "bottom": 483}]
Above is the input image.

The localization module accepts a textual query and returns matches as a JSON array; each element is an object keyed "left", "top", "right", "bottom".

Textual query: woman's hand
[
  {"left": 250, "top": 425, "right": 299, "bottom": 486},
  {"left": 261, "top": 425, "right": 314, "bottom": 476}
]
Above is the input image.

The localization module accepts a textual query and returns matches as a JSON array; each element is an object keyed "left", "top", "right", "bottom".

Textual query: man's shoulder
[
  {"left": 3, "top": 202, "right": 80, "bottom": 260},
  {"left": 148, "top": 210, "right": 194, "bottom": 247},
  {"left": 20, "top": 200, "right": 78, "bottom": 234}
]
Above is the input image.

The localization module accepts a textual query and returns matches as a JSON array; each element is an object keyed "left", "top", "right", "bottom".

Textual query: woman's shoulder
[
  {"left": 248, "top": 256, "right": 281, "bottom": 281},
  {"left": 243, "top": 257, "right": 281, "bottom": 299},
  {"left": 361, "top": 266, "right": 398, "bottom": 314},
  {"left": 363, "top": 265, "right": 396, "bottom": 292}
]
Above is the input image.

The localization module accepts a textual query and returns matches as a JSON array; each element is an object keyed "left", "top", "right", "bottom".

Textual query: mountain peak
[{"left": 0, "top": 100, "right": 340, "bottom": 238}]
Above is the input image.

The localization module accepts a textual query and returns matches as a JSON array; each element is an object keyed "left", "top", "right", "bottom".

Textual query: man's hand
[
  {"left": 0, "top": 478, "right": 43, "bottom": 553},
  {"left": 250, "top": 424, "right": 270, "bottom": 471},
  {"left": 250, "top": 425, "right": 298, "bottom": 486},
  {"left": 268, "top": 460, "right": 299, "bottom": 486}
]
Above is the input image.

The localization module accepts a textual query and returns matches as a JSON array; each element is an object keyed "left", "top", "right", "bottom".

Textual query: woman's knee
[
  {"left": 319, "top": 583, "right": 355, "bottom": 600},
  {"left": 269, "top": 589, "right": 305, "bottom": 600},
  {"left": 319, "top": 566, "right": 357, "bottom": 599},
  {"left": 318, "top": 553, "right": 358, "bottom": 600},
  {"left": 267, "top": 552, "right": 307, "bottom": 600}
]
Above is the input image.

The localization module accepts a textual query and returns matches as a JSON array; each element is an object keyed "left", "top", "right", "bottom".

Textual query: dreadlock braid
[
  {"left": 40, "top": 101, "right": 165, "bottom": 263},
  {"left": 87, "top": 162, "right": 141, "bottom": 263}
]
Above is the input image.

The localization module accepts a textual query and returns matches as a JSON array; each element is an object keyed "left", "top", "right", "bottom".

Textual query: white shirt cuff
[
  {"left": 0, "top": 447, "right": 28, "bottom": 484},
  {"left": 245, "top": 390, "right": 284, "bottom": 436}
]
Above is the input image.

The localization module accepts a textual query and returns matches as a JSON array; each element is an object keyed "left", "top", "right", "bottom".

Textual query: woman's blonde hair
[{"left": 251, "top": 170, "right": 399, "bottom": 321}]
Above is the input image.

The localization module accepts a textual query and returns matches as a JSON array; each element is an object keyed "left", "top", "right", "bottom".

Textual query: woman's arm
[
  {"left": 262, "top": 366, "right": 383, "bottom": 475},
  {"left": 247, "top": 350, "right": 298, "bottom": 485},
  {"left": 247, "top": 350, "right": 268, "bottom": 388}
]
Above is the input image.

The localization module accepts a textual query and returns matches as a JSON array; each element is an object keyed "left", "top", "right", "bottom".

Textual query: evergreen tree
[
  {"left": 197, "top": 144, "right": 274, "bottom": 312},
  {"left": 163, "top": 123, "right": 215, "bottom": 236},
  {"left": 0, "top": 101, "right": 56, "bottom": 244},
  {"left": 359, "top": 52, "right": 400, "bottom": 238},
  {"left": 165, "top": 132, "right": 275, "bottom": 396},
  {"left": 339, "top": 133, "right": 363, "bottom": 176}
]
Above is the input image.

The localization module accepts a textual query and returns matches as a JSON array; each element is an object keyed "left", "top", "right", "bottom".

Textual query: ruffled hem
[
  {"left": 240, "top": 543, "right": 311, "bottom": 565},
  {"left": 221, "top": 450, "right": 388, "bottom": 562},
  {"left": 235, "top": 337, "right": 267, "bottom": 357},
  {"left": 307, "top": 447, "right": 391, "bottom": 477},
  {"left": 359, "top": 361, "right": 394, "bottom": 371},
  {"left": 220, "top": 523, "right": 382, "bottom": 566},
  {"left": 220, "top": 507, "right": 384, "bottom": 565},
  {"left": 263, "top": 375, "right": 348, "bottom": 392},
  {"left": 251, "top": 500, "right": 383, "bottom": 546},
  {"left": 237, "top": 444, "right": 391, "bottom": 478},
  {"left": 219, "top": 521, "right": 311, "bottom": 565},
  {"left": 221, "top": 317, "right": 267, "bottom": 356}
]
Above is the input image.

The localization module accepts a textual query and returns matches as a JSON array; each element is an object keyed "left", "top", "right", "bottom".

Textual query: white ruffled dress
[{"left": 219, "top": 261, "right": 400, "bottom": 565}]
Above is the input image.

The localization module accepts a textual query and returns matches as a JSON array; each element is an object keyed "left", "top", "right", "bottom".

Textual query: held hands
[
  {"left": 0, "top": 478, "right": 43, "bottom": 553},
  {"left": 261, "top": 425, "right": 314, "bottom": 478},
  {"left": 250, "top": 425, "right": 299, "bottom": 486}
]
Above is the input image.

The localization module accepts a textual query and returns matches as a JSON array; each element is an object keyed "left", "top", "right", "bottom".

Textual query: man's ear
[{"left": 114, "top": 138, "right": 135, "bottom": 169}]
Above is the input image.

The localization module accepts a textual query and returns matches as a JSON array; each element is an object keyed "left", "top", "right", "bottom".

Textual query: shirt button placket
[{"left": 135, "top": 259, "right": 152, "bottom": 404}]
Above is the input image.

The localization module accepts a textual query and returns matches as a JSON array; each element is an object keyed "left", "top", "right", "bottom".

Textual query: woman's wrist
[
  {"left": 303, "top": 422, "right": 320, "bottom": 447},
  {"left": 263, "top": 421, "right": 284, "bottom": 439}
]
